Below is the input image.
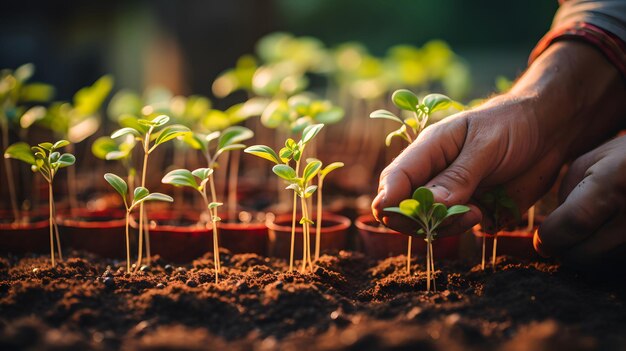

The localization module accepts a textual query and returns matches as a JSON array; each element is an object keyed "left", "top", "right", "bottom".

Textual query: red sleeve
[{"left": 529, "top": 22, "right": 626, "bottom": 79}]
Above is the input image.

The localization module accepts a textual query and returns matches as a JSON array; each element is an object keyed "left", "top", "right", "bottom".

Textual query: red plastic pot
[
  {"left": 355, "top": 214, "right": 461, "bottom": 260},
  {"left": 132, "top": 210, "right": 214, "bottom": 263},
  {"left": 219, "top": 216, "right": 269, "bottom": 255},
  {"left": 58, "top": 208, "right": 128, "bottom": 259},
  {"left": 0, "top": 211, "right": 50, "bottom": 254},
  {"left": 472, "top": 217, "right": 543, "bottom": 259},
  {"left": 266, "top": 212, "right": 351, "bottom": 258}
]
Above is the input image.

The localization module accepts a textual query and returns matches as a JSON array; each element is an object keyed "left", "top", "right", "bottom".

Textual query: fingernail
[{"left": 430, "top": 185, "right": 450, "bottom": 202}]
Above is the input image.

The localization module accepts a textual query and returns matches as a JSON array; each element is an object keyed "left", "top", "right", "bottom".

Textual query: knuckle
[{"left": 441, "top": 163, "right": 475, "bottom": 188}]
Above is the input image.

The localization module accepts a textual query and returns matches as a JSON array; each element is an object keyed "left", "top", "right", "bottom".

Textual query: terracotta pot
[
  {"left": 58, "top": 208, "right": 128, "bottom": 259},
  {"left": 131, "top": 210, "right": 213, "bottom": 263},
  {"left": 219, "top": 217, "right": 268, "bottom": 255},
  {"left": 472, "top": 216, "right": 543, "bottom": 259},
  {"left": 355, "top": 214, "right": 461, "bottom": 260},
  {"left": 266, "top": 213, "right": 351, "bottom": 258},
  {"left": 0, "top": 211, "right": 50, "bottom": 254}
]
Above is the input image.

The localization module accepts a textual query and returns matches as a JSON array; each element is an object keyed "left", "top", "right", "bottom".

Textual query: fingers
[
  {"left": 534, "top": 164, "right": 617, "bottom": 257},
  {"left": 372, "top": 116, "right": 467, "bottom": 222}
]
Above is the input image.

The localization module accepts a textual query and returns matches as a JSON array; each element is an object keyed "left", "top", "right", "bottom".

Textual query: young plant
[
  {"left": 307, "top": 159, "right": 344, "bottom": 261},
  {"left": 384, "top": 187, "right": 469, "bottom": 292},
  {"left": 245, "top": 123, "right": 324, "bottom": 272},
  {"left": 104, "top": 173, "right": 173, "bottom": 272},
  {"left": 111, "top": 114, "right": 190, "bottom": 269},
  {"left": 4, "top": 140, "right": 75, "bottom": 267},
  {"left": 161, "top": 168, "right": 223, "bottom": 283},
  {"left": 478, "top": 187, "right": 520, "bottom": 270},
  {"left": 370, "top": 89, "right": 462, "bottom": 146}
]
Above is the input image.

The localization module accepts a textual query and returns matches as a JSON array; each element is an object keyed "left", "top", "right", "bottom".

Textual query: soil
[{"left": 1, "top": 251, "right": 625, "bottom": 351}]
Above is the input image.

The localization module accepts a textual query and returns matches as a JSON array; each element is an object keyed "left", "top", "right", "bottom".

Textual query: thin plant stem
[
  {"left": 300, "top": 195, "right": 312, "bottom": 273},
  {"left": 527, "top": 205, "right": 535, "bottom": 232},
  {"left": 289, "top": 192, "right": 297, "bottom": 272},
  {"left": 227, "top": 150, "right": 240, "bottom": 222},
  {"left": 407, "top": 236, "right": 412, "bottom": 275},
  {"left": 52, "top": 195, "right": 62, "bottom": 261},
  {"left": 200, "top": 187, "right": 218, "bottom": 283},
  {"left": 125, "top": 212, "right": 131, "bottom": 272},
  {"left": 481, "top": 235, "right": 486, "bottom": 270},
  {"left": 426, "top": 236, "right": 431, "bottom": 292},
  {"left": 135, "top": 151, "right": 149, "bottom": 270},
  {"left": 492, "top": 233, "right": 499, "bottom": 270},
  {"left": 48, "top": 182, "right": 55, "bottom": 267},
  {"left": 429, "top": 239, "right": 436, "bottom": 292},
  {"left": 314, "top": 181, "right": 323, "bottom": 261},
  {"left": 208, "top": 173, "right": 221, "bottom": 273}
]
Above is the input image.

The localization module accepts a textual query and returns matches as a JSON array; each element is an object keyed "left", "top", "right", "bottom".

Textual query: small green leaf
[
  {"left": 56, "top": 153, "right": 75, "bottom": 168},
  {"left": 52, "top": 140, "right": 70, "bottom": 150},
  {"left": 279, "top": 147, "right": 293, "bottom": 163},
  {"left": 320, "top": 162, "right": 344, "bottom": 179},
  {"left": 133, "top": 187, "right": 149, "bottom": 202},
  {"left": 272, "top": 164, "right": 297, "bottom": 180},
  {"left": 303, "top": 185, "right": 318, "bottom": 198},
  {"left": 215, "top": 143, "right": 246, "bottom": 159},
  {"left": 446, "top": 205, "right": 470, "bottom": 218},
  {"left": 153, "top": 124, "right": 190, "bottom": 148},
  {"left": 392, "top": 89, "right": 419, "bottom": 112},
  {"left": 422, "top": 94, "right": 461, "bottom": 114},
  {"left": 431, "top": 203, "right": 448, "bottom": 222},
  {"left": 38, "top": 142, "right": 54, "bottom": 151},
  {"left": 285, "top": 183, "right": 301, "bottom": 193},
  {"left": 191, "top": 167, "right": 213, "bottom": 180},
  {"left": 299, "top": 217, "right": 314, "bottom": 225},
  {"left": 301, "top": 123, "right": 324, "bottom": 144},
  {"left": 4, "top": 142, "right": 35, "bottom": 165},
  {"left": 244, "top": 145, "right": 281, "bottom": 164},
  {"left": 151, "top": 114, "right": 170, "bottom": 127},
  {"left": 383, "top": 206, "right": 420, "bottom": 224},
  {"left": 162, "top": 169, "right": 199, "bottom": 189},
  {"left": 49, "top": 152, "right": 60, "bottom": 164},
  {"left": 104, "top": 173, "right": 128, "bottom": 199},
  {"left": 91, "top": 137, "right": 119, "bottom": 160},
  {"left": 217, "top": 126, "right": 254, "bottom": 150},
  {"left": 369, "top": 109, "right": 403, "bottom": 124},
  {"left": 131, "top": 192, "right": 174, "bottom": 210},
  {"left": 385, "top": 125, "right": 409, "bottom": 147},
  {"left": 399, "top": 199, "right": 420, "bottom": 218},
  {"left": 303, "top": 160, "right": 322, "bottom": 183},
  {"left": 208, "top": 202, "right": 223, "bottom": 209},
  {"left": 412, "top": 187, "right": 434, "bottom": 213},
  {"left": 111, "top": 127, "right": 140, "bottom": 139}
]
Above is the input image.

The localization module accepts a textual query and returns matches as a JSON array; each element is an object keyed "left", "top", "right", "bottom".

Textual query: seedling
[
  {"left": 91, "top": 135, "right": 137, "bottom": 191},
  {"left": 370, "top": 89, "right": 462, "bottom": 146},
  {"left": 161, "top": 168, "right": 223, "bottom": 283},
  {"left": 4, "top": 140, "right": 75, "bottom": 267},
  {"left": 0, "top": 64, "right": 54, "bottom": 223},
  {"left": 307, "top": 159, "right": 344, "bottom": 261},
  {"left": 104, "top": 173, "right": 173, "bottom": 272},
  {"left": 478, "top": 187, "right": 520, "bottom": 270},
  {"left": 384, "top": 187, "right": 469, "bottom": 292},
  {"left": 111, "top": 114, "right": 190, "bottom": 269},
  {"left": 245, "top": 124, "right": 324, "bottom": 272}
]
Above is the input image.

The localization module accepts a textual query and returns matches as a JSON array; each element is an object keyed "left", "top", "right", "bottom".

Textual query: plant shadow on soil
[{"left": 0, "top": 250, "right": 625, "bottom": 351}]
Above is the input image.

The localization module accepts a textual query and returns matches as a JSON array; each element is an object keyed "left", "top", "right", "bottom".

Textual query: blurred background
[{"left": 0, "top": 0, "right": 558, "bottom": 104}]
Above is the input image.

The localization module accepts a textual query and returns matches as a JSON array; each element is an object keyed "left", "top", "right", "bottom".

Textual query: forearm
[{"left": 508, "top": 41, "right": 626, "bottom": 161}]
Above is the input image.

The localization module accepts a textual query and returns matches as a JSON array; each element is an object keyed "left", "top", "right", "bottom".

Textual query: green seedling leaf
[
  {"left": 215, "top": 144, "right": 246, "bottom": 159},
  {"left": 422, "top": 94, "right": 453, "bottom": 114},
  {"left": 151, "top": 114, "right": 170, "bottom": 127},
  {"left": 104, "top": 173, "right": 128, "bottom": 199},
  {"left": 52, "top": 140, "right": 69, "bottom": 150},
  {"left": 369, "top": 109, "right": 403, "bottom": 124},
  {"left": 279, "top": 147, "right": 293, "bottom": 163},
  {"left": 385, "top": 125, "right": 409, "bottom": 147},
  {"left": 315, "top": 107, "right": 344, "bottom": 124},
  {"left": 217, "top": 126, "right": 254, "bottom": 150},
  {"left": 272, "top": 164, "right": 297, "bottom": 180},
  {"left": 38, "top": 142, "right": 54, "bottom": 151},
  {"left": 153, "top": 124, "right": 190, "bottom": 148},
  {"left": 303, "top": 160, "right": 322, "bottom": 183},
  {"left": 4, "top": 142, "right": 35, "bottom": 165},
  {"left": 181, "top": 133, "right": 206, "bottom": 151},
  {"left": 446, "top": 205, "right": 470, "bottom": 218},
  {"left": 208, "top": 202, "right": 223, "bottom": 209},
  {"left": 384, "top": 206, "right": 418, "bottom": 223},
  {"left": 285, "top": 183, "right": 301, "bottom": 193},
  {"left": 131, "top": 192, "right": 174, "bottom": 210},
  {"left": 303, "top": 185, "right": 318, "bottom": 198},
  {"left": 111, "top": 127, "right": 140, "bottom": 139},
  {"left": 300, "top": 217, "right": 314, "bottom": 225},
  {"left": 91, "top": 137, "right": 118, "bottom": 160},
  {"left": 205, "top": 131, "right": 221, "bottom": 143},
  {"left": 162, "top": 169, "right": 199, "bottom": 189},
  {"left": 399, "top": 199, "right": 420, "bottom": 218},
  {"left": 392, "top": 89, "right": 419, "bottom": 112},
  {"left": 56, "top": 153, "right": 75, "bottom": 168},
  {"left": 49, "top": 152, "right": 60, "bottom": 163},
  {"left": 244, "top": 145, "right": 281, "bottom": 164},
  {"left": 191, "top": 167, "right": 213, "bottom": 180},
  {"left": 412, "top": 187, "right": 434, "bottom": 213},
  {"left": 301, "top": 123, "right": 324, "bottom": 144},
  {"left": 431, "top": 203, "right": 448, "bottom": 222},
  {"left": 320, "top": 162, "right": 344, "bottom": 179},
  {"left": 133, "top": 187, "right": 149, "bottom": 202}
]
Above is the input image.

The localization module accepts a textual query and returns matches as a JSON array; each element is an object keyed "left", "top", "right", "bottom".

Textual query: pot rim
[{"left": 354, "top": 214, "right": 402, "bottom": 235}]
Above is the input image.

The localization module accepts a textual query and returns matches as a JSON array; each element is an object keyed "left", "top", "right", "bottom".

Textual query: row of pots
[{"left": 0, "top": 209, "right": 539, "bottom": 262}]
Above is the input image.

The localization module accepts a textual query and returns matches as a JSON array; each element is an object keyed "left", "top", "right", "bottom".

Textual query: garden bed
[{"left": 1, "top": 251, "right": 625, "bottom": 350}]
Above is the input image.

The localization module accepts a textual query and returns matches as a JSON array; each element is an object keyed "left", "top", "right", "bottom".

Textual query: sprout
[
  {"left": 478, "top": 187, "right": 520, "bottom": 271},
  {"left": 104, "top": 173, "right": 173, "bottom": 273},
  {"left": 384, "top": 187, "right": 469, "bottom": 292},
  {"left": 245, "top": 124, "right": 324, "bottom": 272},
  {"left": 111, "top": 114, "right": 190, "bottom": 269},
  {"left": 162, "top": 168, "right": 223, "bottom": 283},
  {"left": 4, "top": 140, "right": 75, "bottom": 267},
  {"left": 370, "top": 89, "right": 463, "bottom": 147}
]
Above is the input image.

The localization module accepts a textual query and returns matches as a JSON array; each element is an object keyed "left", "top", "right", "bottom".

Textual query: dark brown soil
[{"left": 0, "top": 251, "right": 625, "bottom": 351}]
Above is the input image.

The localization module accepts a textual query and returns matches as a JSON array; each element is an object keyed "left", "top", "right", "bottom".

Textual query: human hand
[{"left": 534, "top": 135, "right": 626, "bottom": 264}]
